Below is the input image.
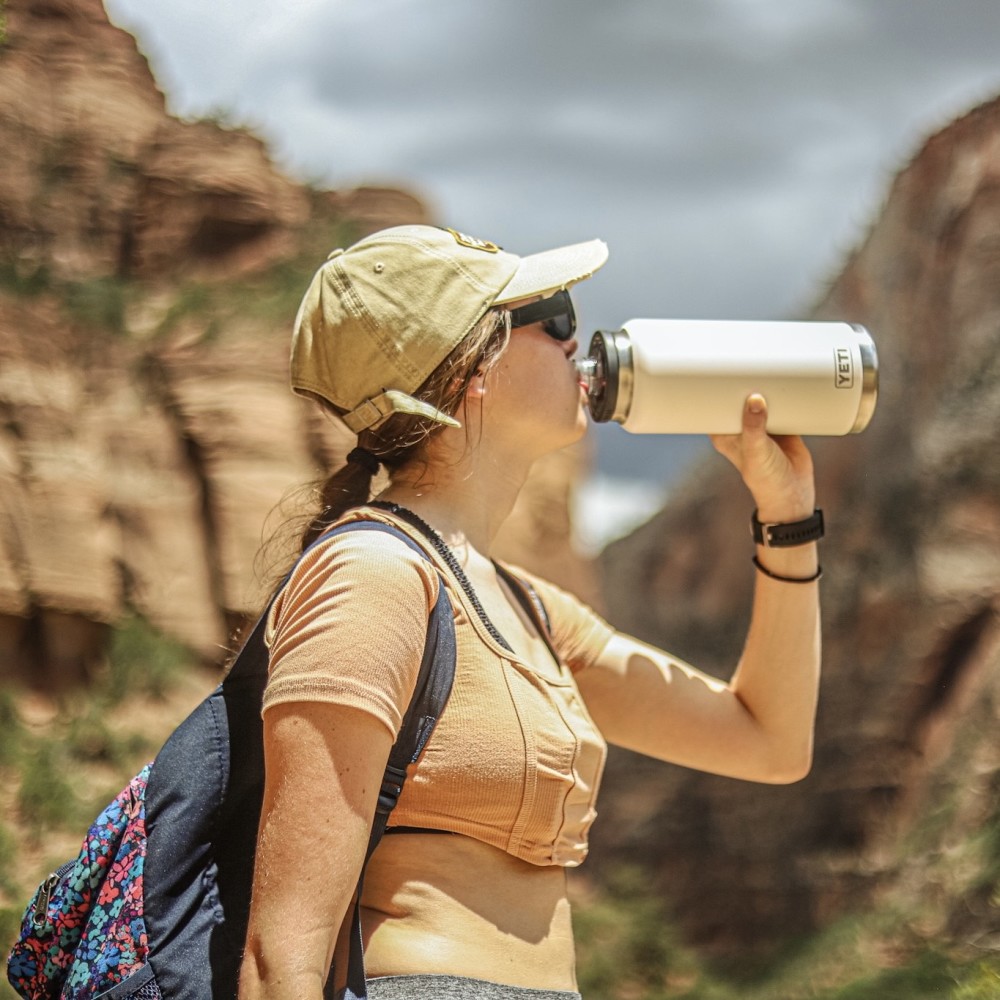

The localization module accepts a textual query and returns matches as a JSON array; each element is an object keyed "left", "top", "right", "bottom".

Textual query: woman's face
[{"left": 474, "top": 294, "right": 590, "bottom": 455}]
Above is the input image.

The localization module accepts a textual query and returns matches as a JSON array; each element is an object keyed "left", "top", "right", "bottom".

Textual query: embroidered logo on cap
[{"left": 445, "top": 228, "right": 501, "bottom": 253}]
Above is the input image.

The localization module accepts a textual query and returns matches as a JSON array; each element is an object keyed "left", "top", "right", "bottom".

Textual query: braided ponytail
[{"left": 298, "top": 455, "right": 378, "bottom": 550}]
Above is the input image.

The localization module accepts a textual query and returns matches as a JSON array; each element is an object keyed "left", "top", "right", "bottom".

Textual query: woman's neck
[{"left": 376, "top": 440, "right": 532, "bottom": 557}]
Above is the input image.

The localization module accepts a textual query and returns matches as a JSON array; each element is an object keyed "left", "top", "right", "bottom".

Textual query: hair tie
[{"left": 346, "top": 446, "right": 381, "bottom": 476}]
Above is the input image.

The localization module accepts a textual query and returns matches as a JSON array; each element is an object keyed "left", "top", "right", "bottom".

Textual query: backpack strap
[
  {"left": 336, "top": 524, "right": 456, "bottom": 1000},
  {"left": 225, "top": 520, "right": 454, "bottom": 1000}
]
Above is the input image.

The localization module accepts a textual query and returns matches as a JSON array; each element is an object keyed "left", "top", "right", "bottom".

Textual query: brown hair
[{"left": 297, "top": 307, "right": 511, "bottom": 551}]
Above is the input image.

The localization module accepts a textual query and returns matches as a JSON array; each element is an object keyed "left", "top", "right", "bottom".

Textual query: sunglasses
[{"left": 507, "top": 289, "right": 577, "bottom": 342}]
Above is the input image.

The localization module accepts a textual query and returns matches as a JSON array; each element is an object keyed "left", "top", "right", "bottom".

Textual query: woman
[{"left": 238, "top": 225, "right": 821, "bottom": 1000}]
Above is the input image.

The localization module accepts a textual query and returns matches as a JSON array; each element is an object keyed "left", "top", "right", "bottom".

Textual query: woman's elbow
[
  {"left": 238, "top": 936, "right": 266, "bottom": 1000},
  {"left": 239, "top": 931, "right": 325, "bottom": 1000},
  {"left": 759, "top": 743, "right": 814, "bottom": 784}
]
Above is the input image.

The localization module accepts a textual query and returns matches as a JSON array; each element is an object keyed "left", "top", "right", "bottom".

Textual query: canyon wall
[
  {"left": 0, "top": 0, "right": 593, "bottom": 683},
  {"left": 593, "top": 97, "right": 1000, "bottom": 951}
]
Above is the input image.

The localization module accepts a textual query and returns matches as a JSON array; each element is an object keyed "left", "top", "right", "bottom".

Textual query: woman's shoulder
[
  {"left": 321, "top": 505, "right": 442, "bottom": 562},
  {"left": 277, "top": 512, "right": 442, "bottom": 617},
  {"left": 263, "top": 514, "right": 444, "bottom": 735}
]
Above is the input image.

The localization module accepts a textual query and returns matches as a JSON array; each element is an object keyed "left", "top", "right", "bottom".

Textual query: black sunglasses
[{"left": 507, "top": 289, "right": 577, "bottom": 342}]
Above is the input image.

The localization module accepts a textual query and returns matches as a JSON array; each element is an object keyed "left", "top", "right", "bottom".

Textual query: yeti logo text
[{"left": 834, "top": 347, "right": 854, "bottom": 389}]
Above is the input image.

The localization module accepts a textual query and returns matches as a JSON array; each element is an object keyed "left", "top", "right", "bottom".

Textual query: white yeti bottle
[{"left": 576, "top": 319, "right": 879, "bottom": 435}]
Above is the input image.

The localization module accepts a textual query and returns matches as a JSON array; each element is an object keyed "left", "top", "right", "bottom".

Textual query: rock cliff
[
  {"left": 0, "top": 0, "right": 595, "bottom": 683},
  {"left": 594, "top": 97, "right": 1000, "bottom": 951}
]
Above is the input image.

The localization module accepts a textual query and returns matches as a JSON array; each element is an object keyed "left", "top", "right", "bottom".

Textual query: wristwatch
[{"left": 751, "top": 509, "right": 825, "bottom": 547}]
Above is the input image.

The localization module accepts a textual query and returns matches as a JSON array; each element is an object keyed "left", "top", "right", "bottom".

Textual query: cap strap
[{"left": 342, "top": 390, "right": 462, "bottom": 433}]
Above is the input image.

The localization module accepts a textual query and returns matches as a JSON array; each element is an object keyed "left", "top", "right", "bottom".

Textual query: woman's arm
[
  {"left": 575, "top": 394, "right": 820, "bottom": 783},
  {"left": 239, "top": 702, "right": 393, "bottom": 1000}
]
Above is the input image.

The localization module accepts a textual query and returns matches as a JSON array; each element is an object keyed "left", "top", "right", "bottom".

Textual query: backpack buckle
[{"left": 376, "top": 764, "right": 408, "bottom": 814}]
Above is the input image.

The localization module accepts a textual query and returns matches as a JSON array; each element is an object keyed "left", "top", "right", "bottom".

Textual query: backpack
[{"left": 6, "top": 521, "right": 456, "bottom": 1000}]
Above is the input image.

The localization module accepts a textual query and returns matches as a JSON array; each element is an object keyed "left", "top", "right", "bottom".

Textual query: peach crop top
[{"left": 262, "top": 508, "right": 615, "bottom": 868}]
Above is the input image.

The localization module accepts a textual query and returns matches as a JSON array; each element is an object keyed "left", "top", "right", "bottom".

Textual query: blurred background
[
  {"left": 2, "top": 1, "right": 1000, "bottom": 997},
  {"left": 102, "top": 0, "right": 1000, "bottom": 550}
]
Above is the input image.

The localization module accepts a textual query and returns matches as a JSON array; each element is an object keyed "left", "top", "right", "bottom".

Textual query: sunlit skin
[{"left": 239, "top": 296, "right": 820, "bottom": 999}]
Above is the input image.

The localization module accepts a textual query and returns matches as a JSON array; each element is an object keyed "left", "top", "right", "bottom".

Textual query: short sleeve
[
  {"left": 262, "top": 529, "right": 440, "bottom": 738},
  {"left": 507, "top": 567, "right": 616, "bottom": 674}
]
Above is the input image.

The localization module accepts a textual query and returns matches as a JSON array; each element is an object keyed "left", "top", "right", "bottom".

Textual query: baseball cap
[{"left": 290, "top": 225, "right": 609, "bottom": 432}]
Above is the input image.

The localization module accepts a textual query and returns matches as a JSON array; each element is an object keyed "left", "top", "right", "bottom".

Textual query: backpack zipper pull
[{"left": 31, "top": 871, "right": 62, "bottom": 930}]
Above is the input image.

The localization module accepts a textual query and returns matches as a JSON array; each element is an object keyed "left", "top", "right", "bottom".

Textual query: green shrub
[
  {"left": 16, "top": 742, "right": 78, "bottom": 836},
  {"left": 62, "top": 277, "right": 128, "bottom": 335},
  {"left": 0, "top": 258, "right": 50, "bottom": 296},
  {"left": 64, "top": 706, "right": 151, "bottom": 769},
  {"left": 573, "top": 866, "right": 712, "bottom": 999},
  {"left": 0, "top": 820, "right": 17, "bottom": 895},
  {"left": 953, "top": 961, "right": 1000, "bottom": 999},
  {"left": 0, "top": 689, "right": 24, "bottom": 766},
  {"left": 152, "top": 282, "right": 212, "bottom": 339},
  {"left": 105, "top": 615, "right": 190, "bottom": 703},
  {"left": 819, "top": 949, "right": 958, "bottom": 999}
]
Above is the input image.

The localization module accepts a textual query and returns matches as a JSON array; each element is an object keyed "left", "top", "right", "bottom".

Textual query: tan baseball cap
[{"left": 290, "top": 225, "right": 609, "bottom": 432}]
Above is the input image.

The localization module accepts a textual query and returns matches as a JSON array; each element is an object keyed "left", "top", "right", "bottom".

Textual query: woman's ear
[{"left": 464, "top": 369, "right": 487, "bottom": 398}]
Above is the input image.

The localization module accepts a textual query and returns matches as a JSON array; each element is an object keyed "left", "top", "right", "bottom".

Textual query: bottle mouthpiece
[{"left": 573, "top": 357, "right": 599, "bottom": 392}]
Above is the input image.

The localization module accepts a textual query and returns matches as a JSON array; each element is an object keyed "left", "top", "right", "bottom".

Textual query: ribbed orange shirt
[{"left": 262, "top": 508, "right": 614, "bottom": 868}]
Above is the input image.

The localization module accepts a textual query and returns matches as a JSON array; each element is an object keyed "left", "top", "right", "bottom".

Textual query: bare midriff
[{"left": 334, "top": 832, "right": 579, "bottom": 991}]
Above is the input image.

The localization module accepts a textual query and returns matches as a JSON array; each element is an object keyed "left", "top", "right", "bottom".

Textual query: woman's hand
[{"left": 710, "top": 394, "right": 815, "bottom": 522}]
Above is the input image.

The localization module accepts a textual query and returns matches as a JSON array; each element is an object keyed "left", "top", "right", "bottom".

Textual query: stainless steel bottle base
[{"left": 851, "top": 325, "right": 879, "bottom": 434}]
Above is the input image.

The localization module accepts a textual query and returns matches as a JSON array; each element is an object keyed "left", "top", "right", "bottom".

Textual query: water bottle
[{"left": 575, "top": 319, "right": 878, "bottom": 435}]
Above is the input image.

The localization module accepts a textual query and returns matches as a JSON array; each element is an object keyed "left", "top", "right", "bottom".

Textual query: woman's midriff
[{"left": 341, "top": 832, "right": 578, "bottom": 991}]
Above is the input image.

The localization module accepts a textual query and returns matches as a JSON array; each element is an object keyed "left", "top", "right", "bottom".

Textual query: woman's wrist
[
  {"left": 752, "top": 498, "right": 816, "bottom": 524},
  {"left": 750, "top": 507, "right": 821, "bottom": 582},
  {"left": 753, "top": 546, "right": 820, "bottom": 583},
  {"left": 753, "top": 555, "right": 821, "bottom": 583},
  {"left": 751, "top": 509, "right": 824, "bottom": 548}
]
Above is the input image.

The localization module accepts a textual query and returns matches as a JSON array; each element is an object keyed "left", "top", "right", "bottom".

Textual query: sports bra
[{"left": 262, "top": 506, "right": 615, "bottom": 867}]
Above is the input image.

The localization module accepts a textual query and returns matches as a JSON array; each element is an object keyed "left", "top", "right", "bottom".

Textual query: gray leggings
[{"left": 366, "top": 975, "right": 582, "bottom": 999}]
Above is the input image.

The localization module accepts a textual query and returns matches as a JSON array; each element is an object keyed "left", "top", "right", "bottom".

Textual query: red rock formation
[
  {"left": 0, "top": 0, "right": 309, "bottom": 283},
  {"left": 324, "top": 187, "right": 430, "bottom": 236},
  {"left": 0, "top": 0, "right": 597, "bottom": 683},
  {"left": 593, "top": 97, "right": 1000, "bottom": 951}
]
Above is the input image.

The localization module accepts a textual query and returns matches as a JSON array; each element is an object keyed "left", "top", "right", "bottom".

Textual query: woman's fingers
[
  {"left": 710, "top": 393, "right": 769, "bottom": 464},
  {"left": 710, "top": 395, "right": 816, "bottom": 519}
]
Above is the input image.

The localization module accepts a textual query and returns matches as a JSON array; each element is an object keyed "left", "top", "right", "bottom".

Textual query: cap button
[{"left": 326, "top": 248, "right": 345, "bottom": 261}]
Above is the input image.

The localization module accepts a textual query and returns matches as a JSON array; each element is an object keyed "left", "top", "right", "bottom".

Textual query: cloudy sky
[{"left": 102, "top": 0, "right": 1000, "bottom": 505}]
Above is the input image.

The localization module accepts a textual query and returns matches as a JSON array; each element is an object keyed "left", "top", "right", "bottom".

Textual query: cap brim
[{"left": 493, "top": 239, "right": 609, "bottom": 304}]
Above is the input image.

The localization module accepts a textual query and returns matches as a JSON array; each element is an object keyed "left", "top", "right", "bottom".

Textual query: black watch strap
[{"left": 751, "top": 509, "right": 824, "bottom": 547}]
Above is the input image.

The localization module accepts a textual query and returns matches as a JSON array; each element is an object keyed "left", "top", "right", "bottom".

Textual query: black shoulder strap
[
  {"left": 339, "top": 525, "right": 456, "bottom": 1000},
  {"left": 225, "top": 520, "right": 454, "bottom": 1000}
]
